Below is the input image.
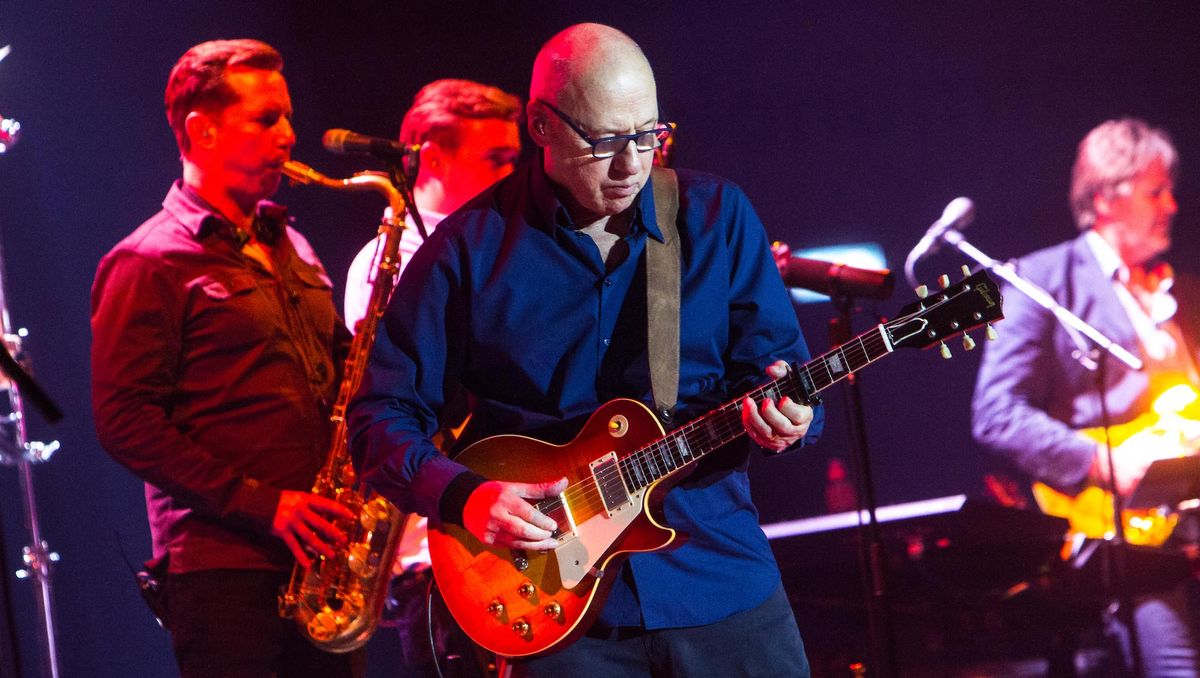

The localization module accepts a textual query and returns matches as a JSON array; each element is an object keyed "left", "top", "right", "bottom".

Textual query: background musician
[
  {"left": 90, "top": 39, "right": 361, "bottom": 677},
  {"left": 343, "top": 78, "right": 522, "bottom": 330},
  {"left": 972, "top": 117, "right": 1199, "bottom": 676},
  {"left": 342, "top": 77, "right": 522, "bottom": 678}
]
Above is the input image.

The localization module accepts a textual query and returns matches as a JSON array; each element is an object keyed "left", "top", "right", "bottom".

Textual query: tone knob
[
  {"left": 512, "top": 618, "right": 531, "bottom": 636},
  {"left": 487, "top": 599, "right": 505, "bottom": 617},
  {"left": 518, "top": 582, "right": 536, "bottom": 598},
  {"left": 544, "top": 601, "right": 562, "bottom": 619}
]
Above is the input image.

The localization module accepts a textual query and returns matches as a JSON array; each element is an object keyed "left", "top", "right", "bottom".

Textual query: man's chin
[
  {"left": 258, "top": 174, "right": 283, "bottom": 199},
  {"left": 596, "top": 195, "right": 637, "bottom": 216}
]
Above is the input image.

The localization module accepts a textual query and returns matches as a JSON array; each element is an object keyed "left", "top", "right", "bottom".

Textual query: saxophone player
[{"left": 90, "top": 39, "right": 362, "bottom": 678}]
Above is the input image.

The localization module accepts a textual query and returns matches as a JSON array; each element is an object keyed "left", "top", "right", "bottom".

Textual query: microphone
[
  {"left": 782, "top": 257, "right": 895, "bottom": 301},
  {"left": 322, "top": 129, "right": 419, "bottom": 163},
  {"left": 903, "top": 197, "right": 975, "bottom": 288}
]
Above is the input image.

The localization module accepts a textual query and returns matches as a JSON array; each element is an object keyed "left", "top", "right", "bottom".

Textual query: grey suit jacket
[{"left": 972, "top": 232, "right": 1158, "bottom": 492}]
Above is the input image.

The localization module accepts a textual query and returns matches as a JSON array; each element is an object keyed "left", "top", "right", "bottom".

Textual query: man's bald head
[
  {"left": 529, "top": 23, "right": 655, "bottom": 110},
  {"left": 527, "top": 23, "right": 662, "bottom": 225}
]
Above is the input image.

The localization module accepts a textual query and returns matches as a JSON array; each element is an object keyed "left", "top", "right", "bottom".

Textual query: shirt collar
[
  {"left": 163, "top": 180, "right": 288, "bottom": 247},
  {"left": 1085, "top": 228, "right": 1177, "bottom": 323},
  {"left": 526, "top": 153, "right": 663, "bottom": 242},
  {"left": 1084, "top": 229, "right": 1126, "bottom": 283}
]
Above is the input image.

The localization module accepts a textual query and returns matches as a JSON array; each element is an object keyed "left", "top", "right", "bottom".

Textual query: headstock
[{"left": 887, "top": 266, "right": 1003, "bottom": 355}]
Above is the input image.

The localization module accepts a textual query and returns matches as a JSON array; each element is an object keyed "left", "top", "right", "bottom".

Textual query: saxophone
[{"left": 277, "top": 160, "right": 407, "bottom": 652}]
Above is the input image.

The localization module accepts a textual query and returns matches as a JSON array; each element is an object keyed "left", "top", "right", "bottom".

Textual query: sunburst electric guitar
[
  {"left": 1032, "top": 380, "right": 1200, "bottom": 546},
  {"left": 428, "top": 270, "right": 1004, "bottom": 658}
]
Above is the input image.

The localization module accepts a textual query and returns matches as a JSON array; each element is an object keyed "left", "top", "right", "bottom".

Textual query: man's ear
[
  {"left": 184, "top": 111, "right": 216, "bottom": 150},
  {"left": 528, "top": 115, "right": 548, "bottom": 148},
  {"left": 1093, "top": 191, "right": 1114, "bottom": 219},
  {"left": 420, "top": 140, "right": 447, "bottom": 179}
]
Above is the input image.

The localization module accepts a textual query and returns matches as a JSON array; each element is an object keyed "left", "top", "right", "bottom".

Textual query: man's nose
[
  {"left": 610, "top": 139, "right": 643, "bottom": 176},
  {"left": 1162, "top": 189, "right": 1178, "bottom": 215},
  {"left": 278, "top": 117, "right": 296, "bottom": 148}
]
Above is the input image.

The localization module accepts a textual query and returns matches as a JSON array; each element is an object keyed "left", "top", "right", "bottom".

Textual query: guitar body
[
  {"left": 428, "top": 399, "right": 676, "bottom": 658},
  {"left": 1032, "top": 483, "right": 1177, "bottom": 546},
  {"left": 1032, "top": 397, "right": 1199, "bottom": 547}
]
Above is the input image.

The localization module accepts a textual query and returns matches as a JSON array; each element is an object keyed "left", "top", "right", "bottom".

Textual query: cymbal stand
[{"left": 0, "top": 231, "right": 61, "bottom": 678}]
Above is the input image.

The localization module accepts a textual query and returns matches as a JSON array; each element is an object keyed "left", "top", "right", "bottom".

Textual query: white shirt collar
[{"left": 1084, "top": 229, "right": 1126, "bottom": 283}]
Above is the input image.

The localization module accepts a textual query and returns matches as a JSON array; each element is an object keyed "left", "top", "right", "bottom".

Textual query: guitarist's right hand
[
  {"left": 1092, "top": 426, "right": 1190, "bottom": 496},
  {"left": 463, "top": 478, "right": 568, "bottom": 550}
]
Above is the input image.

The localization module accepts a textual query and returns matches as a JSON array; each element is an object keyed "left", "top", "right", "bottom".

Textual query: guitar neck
[{"left": 618, "top": 324, "right": 894, "bottom": 492}]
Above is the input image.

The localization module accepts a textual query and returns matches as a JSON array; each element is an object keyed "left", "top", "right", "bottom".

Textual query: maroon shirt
[{"left": 91, "top": 182, "right": 349, "bottom": 573}]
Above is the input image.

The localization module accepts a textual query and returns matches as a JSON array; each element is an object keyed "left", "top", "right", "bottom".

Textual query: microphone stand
[
  {"left": 828, "top": 292, "right": 898, "bottom": 678},
  {"left": 933, "top": 229, "right": 1146, "bottom": 677},
  {"left": 386, "top": 159, "right": 428, "bottom": 242}
]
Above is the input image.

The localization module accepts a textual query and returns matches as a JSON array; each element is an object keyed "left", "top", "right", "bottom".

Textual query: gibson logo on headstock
[{"left": 974, "top": 282, "right": 998, "bottom": 308}]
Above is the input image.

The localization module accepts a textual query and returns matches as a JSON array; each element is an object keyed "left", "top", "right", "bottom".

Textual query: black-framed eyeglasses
[{"left": 536, "top": 99, "right": 674, "bottom": 159}]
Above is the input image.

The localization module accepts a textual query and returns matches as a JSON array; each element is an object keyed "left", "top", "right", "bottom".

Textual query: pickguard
[{"left": 555, "top": 488, "right": 645, "bottom": 587}]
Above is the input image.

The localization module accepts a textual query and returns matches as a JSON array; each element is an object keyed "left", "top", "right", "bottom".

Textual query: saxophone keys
[
  {"left": 346, "top": 542, "right": 374, "bottom": 577},
  {"left": 359, "top": 497, "right": 392, "bottom": 531},
  {"left": 308, "top": 610, "right": 344, "bottom": 641}
]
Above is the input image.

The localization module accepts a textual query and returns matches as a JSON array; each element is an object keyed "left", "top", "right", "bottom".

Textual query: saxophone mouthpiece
[{"left": 282, "top": 160, "right": 320, "bottom": 185}]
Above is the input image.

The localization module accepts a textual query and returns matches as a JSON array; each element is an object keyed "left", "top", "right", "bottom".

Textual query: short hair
[
  {"left": 399, "top": 79, "right": 521, "bottom": 150},
  {"left": 1069, "top": 118, "right": 1179, "bottom": 229},
  {"left": 164, "top": 39, "right": 283, "bottom": 153}
]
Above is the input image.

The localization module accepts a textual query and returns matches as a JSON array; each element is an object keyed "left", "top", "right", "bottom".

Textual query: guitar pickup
[{"left": 589, "top": 452, "right": 631, "bottom": 516}]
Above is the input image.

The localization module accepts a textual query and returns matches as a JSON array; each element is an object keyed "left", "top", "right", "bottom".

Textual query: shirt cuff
[
  {"left": 227, "top": 477, "right": 283, "bottom": 534},
  {"left": 438, "top": 471, "right": 489, "bottom": 528}
]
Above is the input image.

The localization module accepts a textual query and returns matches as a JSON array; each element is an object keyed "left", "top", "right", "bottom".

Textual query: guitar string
[
  {"left": 538, "top": 294, "right": 982, "bottom": 523},
  {"left": 553, "top": 331, "right": 889, "bottom": 512},
  {"left": 572, "top": 331, "right": 888, "bottom": 509},
  {"left": 538, "top": 331, "right": 893, "bottom": 520}
]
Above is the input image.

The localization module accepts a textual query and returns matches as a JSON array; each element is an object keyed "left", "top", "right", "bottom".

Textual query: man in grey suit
[{"left": 973, "top": 118, "right": 1196, "bottom": 676}]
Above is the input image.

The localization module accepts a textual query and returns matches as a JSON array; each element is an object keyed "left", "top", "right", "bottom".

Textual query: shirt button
[
  {"left": 603, "top": 278, "right": 613, "bottom": 287},
  {"left": 603, "top": 338, "right": 611, "bottom": 346}
]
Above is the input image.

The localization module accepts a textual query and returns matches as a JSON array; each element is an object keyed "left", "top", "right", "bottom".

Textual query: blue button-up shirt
[{"left": 349, "top": 157, "right": 824, "bottom": 628}]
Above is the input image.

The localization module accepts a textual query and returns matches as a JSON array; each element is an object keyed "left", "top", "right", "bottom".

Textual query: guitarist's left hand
[{"left": 742, "top": 360, "right": 814, "bottom": 453}]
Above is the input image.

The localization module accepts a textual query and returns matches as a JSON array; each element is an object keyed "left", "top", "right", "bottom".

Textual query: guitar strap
[{"left": 647, "top": 166, "right": 680, "bottom": 422}]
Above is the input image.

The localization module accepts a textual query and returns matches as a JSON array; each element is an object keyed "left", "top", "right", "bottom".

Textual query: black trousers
[
  {"left": 165, "top": 569, "right": 365, "bottom": 678},
  {"left": 513, "top": 584, "right": 809, "bottom": 678}
]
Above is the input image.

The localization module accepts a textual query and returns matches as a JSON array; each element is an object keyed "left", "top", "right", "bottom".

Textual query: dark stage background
[{"left": 1, "top": 2, "right": 1199, "bottom": 676}]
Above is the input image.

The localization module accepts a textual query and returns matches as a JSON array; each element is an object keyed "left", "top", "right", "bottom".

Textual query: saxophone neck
[{"left": 282, "top": 160, "right": 407, "bottom": 217}]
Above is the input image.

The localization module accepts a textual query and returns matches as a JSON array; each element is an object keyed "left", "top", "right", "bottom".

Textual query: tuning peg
[
  {"left": 962, "top": 333, "right": 976, "bottom": 351},
  {"left": 961, "top": 265, "right": 971, "bottom": 278},
  {"left": 986, "top": 323, "right": 998, "bottom": 341},
  {"left": 939, "top": 342, "right": 951, "bottom": 359},
  {"left": 938, "top": 274, "right": 950, "bottom": 289},
  {"left": 915, "top": 284, "right": 929, "bottom": 299}
]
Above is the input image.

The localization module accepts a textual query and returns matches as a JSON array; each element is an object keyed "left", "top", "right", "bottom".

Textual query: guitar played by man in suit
[{"left": 972, "top": 117, "right": 1200, "bottom": 676}]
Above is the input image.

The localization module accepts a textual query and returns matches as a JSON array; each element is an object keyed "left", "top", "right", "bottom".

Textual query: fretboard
[{"left": 618, "top": 324, "right": 894, "bottom": 492}]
